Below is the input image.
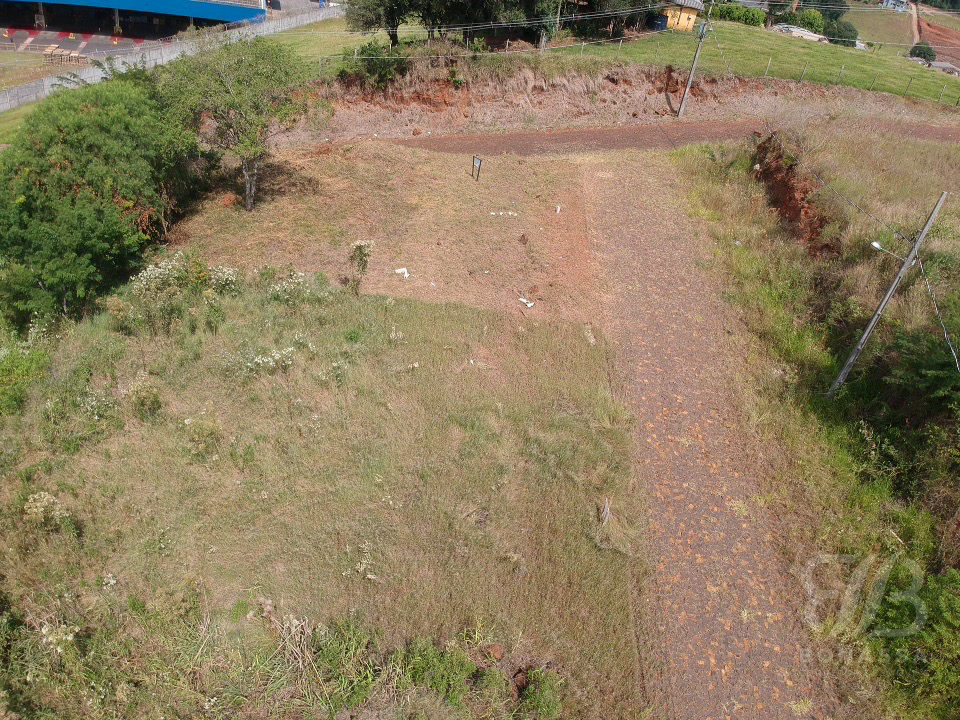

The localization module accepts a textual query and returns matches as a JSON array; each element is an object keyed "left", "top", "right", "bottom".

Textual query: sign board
[{"left": 471, "top": 156, "right": 482, "bottom": 181}]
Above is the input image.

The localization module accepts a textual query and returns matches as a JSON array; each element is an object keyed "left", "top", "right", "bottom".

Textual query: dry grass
[
  {"left": 848, "top": 2, "right": 917, "bottom": 55},
  {"left": 0, "top": 261, "right": 641, "bottom": 717},
  {"left": 0, "top": 50, "right": 55, "bottom": 90},
  {"left": 180, "top": 140, "right": 602, "bottom": 320}
]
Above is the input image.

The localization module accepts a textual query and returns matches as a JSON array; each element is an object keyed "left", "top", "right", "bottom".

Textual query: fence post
[
  {"left": 939, "top": 83, "right": 946, "bottom": 103},
  {"left": 800, "top": 62, "right": 809, "bottom": 82},
  {"left": 905, "top": 76, "right": 914, "bottom": 95},
  {"left": 618, "top": 38, "right": 623, "bottom": 58},
  {"left": 836, "top": 64, "right": 844, "bottom": 83},
  {"left": 870, "top": 73, "right": 878, "bottom": 91},
  {"left": 581, "top": 41, "right": 585, "bottom": 56},
  {"left": 764, "top": 56, "right": 771, "bottom": 77}
]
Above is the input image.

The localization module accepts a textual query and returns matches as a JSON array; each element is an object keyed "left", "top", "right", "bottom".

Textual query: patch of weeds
[
  {"left": 183, "top": 418, "right": 222, "bottom": 461},
  {"left": 392, "top": 638, "right": 477, "bottom": 706},
  {"left": 312, "top": 619, "right": 379, "bottom": 711},
  {"left": 344, "top": 328, "right": 363, "bottom": 344},
  {"left": 474, "top": 667, "right": 510, "bottom": 701},
  {"left": 128, "top": 377, "right": 163, "bottom": 422},
  {"left": 516, "top": 668, "right": 563, "bottom": 720}
]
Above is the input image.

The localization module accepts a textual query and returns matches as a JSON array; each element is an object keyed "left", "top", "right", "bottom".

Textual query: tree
[
  {"left": 825, "top": 19, "right": 858, "bottom": 46},
  {"left": 801, "top": 0, "right": 848, "bottom": 21},
  {"left": 796, "top": 8, "right": 825, "bottom": 33},
  {"left": 346, "top": 0, "right": 412, "bottom": 46},
  {"left": 0, "top": 80, "right": 195, "bottom": 326},
  {"left": 910, "top": 41, "right": 937, "bottom": 63},
  {"left": 159, "top": 39, "right": 311, "bottom": 212}
]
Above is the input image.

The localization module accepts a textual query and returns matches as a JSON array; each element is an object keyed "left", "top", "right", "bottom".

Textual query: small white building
[{"left": 881, "top": 0, "right": 910, "bottom": 13}]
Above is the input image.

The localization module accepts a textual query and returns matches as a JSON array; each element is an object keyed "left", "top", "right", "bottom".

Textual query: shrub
[
  {"left": 517, "top": 668, "right": 564, "bottom": 720},
  {"left": 711, "top": 2, "right": 765, "bottom": 26},
  {"left": 910, "top": 41, "right": 937, "bottom": 63},
  {"left": 337, "top": 41, "right": 410, "bottom": 90},
  {"left": 779, "top": 8, "right": 825, "bottom": 33},
  {"left": 0, "top": 80, "right": 197, "bottom": 327},
  {"left": 825, "top": 19, "right": 858, "bottom": 46},
  {"left": 392, "top": 638, "right": 477, "bottom": 706},
  {"left": 875, "top": 569, "right": 960, "bottom": 715}
]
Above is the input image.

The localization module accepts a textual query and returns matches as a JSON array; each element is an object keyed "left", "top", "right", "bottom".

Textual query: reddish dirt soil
[
  {"left": 919, "top": 19, "right": 960, "bottom": 67},
  {"left": 569, "top": 153, "right": 838, "bottom": 720},
  {"left": 397, "top": 118, "right": 762, "bottom": 155},
  {"left": 752, "top": 134, "right": 837, "bottom": 256}
]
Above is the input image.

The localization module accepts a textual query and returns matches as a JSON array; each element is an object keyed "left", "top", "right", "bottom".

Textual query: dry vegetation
[
  {"left": 179, "top": 141, "right": 601, "bottom": 321},
  {"left": 0, "top": 251, "right": 643, "bottom": 717},
  {"left": 676, "top": 118, "right": 960, "bottom": 718}
]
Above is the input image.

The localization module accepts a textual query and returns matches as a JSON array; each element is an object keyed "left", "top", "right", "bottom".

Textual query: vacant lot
[
  {"left": 848, "top": 2, "right": 916, "bottom": 54},
  {"left": 0, "top": 50, "right": 52, "bottom": 90}
]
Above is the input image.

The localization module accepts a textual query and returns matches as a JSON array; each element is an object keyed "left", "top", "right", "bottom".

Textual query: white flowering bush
[
  {"left": 208, "top": 265, "right": 241, "bottom": 295},
  {"left": 268, "top": 272, "right": 310, "bottom": 306},
  {"left": 23, "top": 491, "right": 70, "bottom": 527},
  {"left": 129, "top": 253, "right": 191, "bottom": 300},
  {"left": 38, "top": 622, "right": 80, "bottom": 656},
  {"left": 77, "top": 389, "right": 116, "bottom": 422},
  {"left": 242, "top": 347, "right": 297, "bottom": 376}
]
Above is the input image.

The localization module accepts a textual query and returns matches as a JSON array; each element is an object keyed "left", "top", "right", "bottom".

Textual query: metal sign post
[{"left": 471, "top": 155, "right": 482, "bottom": 181}]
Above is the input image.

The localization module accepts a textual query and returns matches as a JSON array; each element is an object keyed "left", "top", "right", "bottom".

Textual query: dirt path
[
  {"left": 395, "top": 118, "right": 960, "bottom": 156},
  {"left": 911, "top": 1, "right": 921, "bottom": 46},
  {"left": 397, "top": 119, "right": 762, "bottom": 156},
  {"left": 579, "top": 153, "right": 837, "bottom": 719}
]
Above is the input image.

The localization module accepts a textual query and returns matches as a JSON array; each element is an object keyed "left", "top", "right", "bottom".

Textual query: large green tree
[
  {"left": 346, "top": 0, "right": 413, "bottom": 45},
  {"left": 158, "top": 38, "right": 311, "bottom": 211},
  {"left": 0, "top": 80, "right": 195, "bottom": 326}
]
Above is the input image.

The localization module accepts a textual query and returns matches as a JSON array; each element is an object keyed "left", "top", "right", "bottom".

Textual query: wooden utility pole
[
  {"left": 827, "top": 192, "right": 948, "bottom": 397},
  {"left": 678, "top": 0, "right": 715, "bottom": 117}
]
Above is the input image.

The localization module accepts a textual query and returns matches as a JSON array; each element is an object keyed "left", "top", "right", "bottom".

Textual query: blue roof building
[{"left": 0, "top": 0, "right": 267, "bottom": 27}]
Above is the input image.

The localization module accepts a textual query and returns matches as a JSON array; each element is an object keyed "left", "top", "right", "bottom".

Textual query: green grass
[
  {"left": 0, "top": 50, "right": 52, "bottom": 90},
  {"left": 847, "top": 2, "right": 916, "bottom": 55},
  {"left": 576, "top": 21, "right": 960, "bottom": 104},
  {"left": 0, "top": 102, "right": 33, "bottom": 144},
  {"left": 269, "top": 16, "right": 379, "bottom": 57},
  {"left": 674, "top": 122, "right": 960, "bottom": 720},
  {"left": 918, "top": 4, "right": 960, "bottom": 33},
  {"left": 0, "top": 253, "right": 641, "bottom": 718}
]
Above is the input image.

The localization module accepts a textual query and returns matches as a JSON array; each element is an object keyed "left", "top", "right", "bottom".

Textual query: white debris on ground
[
  {"left": 519, "top": 297, "right": 535, "bottom": 308},
  {"left": 394, "top": 267, "right": 410, "bottom": 279}
]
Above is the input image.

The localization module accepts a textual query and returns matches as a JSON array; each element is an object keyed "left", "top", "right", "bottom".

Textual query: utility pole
[
  {"left": 678, "top": 0, "right": 715, "bottom": 117},
  {"left": 827, "top": 192, "right": 948, "bottom": 397}
]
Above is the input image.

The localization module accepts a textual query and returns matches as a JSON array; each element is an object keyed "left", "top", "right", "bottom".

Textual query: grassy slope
[
  {"left": 0, "top": 103, "right": 32, "bottom": 144},
  {"left": 847, "top": 2, "right": 916, "bottom": 55},
  {"left": 580, "top": 21, "right": 960, "bottom": 103},
  {"left": 0, "top": 259, "right": 640, "bottom": 717},
  {"left": 676, "top": 121, "right": 960, "bottom": 719},
  {"left": 918, "top": 4, "right": 960, "bottom": 32},
  {"left": 0, "top": 51, "right": 51, "bottom": 91}
]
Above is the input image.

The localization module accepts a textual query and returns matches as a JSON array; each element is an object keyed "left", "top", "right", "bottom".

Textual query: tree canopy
[
  {"left": 0, "top": 80, "right": 195, "bottom": 327},
  {"left": 157, "top": 38, "right": 311, "bottom": 211},
  {"left": 910, "top": 40, "right": 937, "bottom": 62}
]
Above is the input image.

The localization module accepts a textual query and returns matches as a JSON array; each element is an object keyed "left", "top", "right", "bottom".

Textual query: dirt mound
[{"left": 753, "top": 133, "right": 837, "bottom": 256}]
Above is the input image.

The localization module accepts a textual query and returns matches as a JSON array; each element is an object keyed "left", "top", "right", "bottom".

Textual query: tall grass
[
  {"left": 675, "top": 123, "right": 960, "bottom": 719},
  {"left": 0, "top": 254, "right": 642, "bottom": 718}
]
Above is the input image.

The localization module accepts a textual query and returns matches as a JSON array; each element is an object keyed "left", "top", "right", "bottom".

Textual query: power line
[{"left": 918, "top": 256, "right": 960, "bottom": 374}]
